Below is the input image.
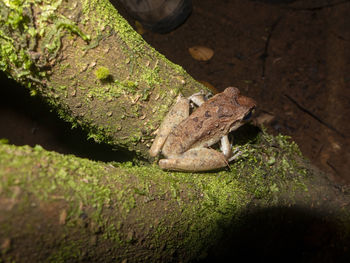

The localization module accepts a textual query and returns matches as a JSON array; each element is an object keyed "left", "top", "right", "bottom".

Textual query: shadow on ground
[{"left": 198, "top": 206, "right": 350, "bottom": 263}]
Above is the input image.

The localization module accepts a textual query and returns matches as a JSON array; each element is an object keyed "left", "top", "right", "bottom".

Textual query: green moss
[
  {"left": 83, "top": 31, "right": 107, "bottom": 51},
  {"left": 2, "top": 0, "right": 29, "bottom": 30},
  {"left": 0, "top": 138, "right": 9, "bottom": 144},
  {"left": 94, "top": 66, "right": 110, "bottom": 80},
  {"left": 125, "top": 80, "right": 138, "bottom": 89},
  {"left": 41, "top": 18, "right": 90, "bottom": 58},
  {"left": 56, "top": 20, "right": 90, "bottom": 42},
  {"left": 0, "top": 0, "right": 91, "bottom": 87},
  {"left": 47, "top": 239, "right": 83, "bottom": 263},
  {"left": 0, "top": 28, "right": 33, "bottom": 78},
  {"left": 0, "top": 0, "right": 41, "bottom": 87},
  {"left": 81, "top": 0, "right": 146, "bottom": 55},
  {"left": 229, "top": 129, "right": 308, "bottom": 205}
]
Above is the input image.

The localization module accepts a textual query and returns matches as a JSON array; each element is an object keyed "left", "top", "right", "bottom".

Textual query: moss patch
[{"left": 94, "top": 66, "right": 110, "bottom": 80}]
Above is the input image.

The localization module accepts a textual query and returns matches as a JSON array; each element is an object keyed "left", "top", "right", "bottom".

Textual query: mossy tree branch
[
  {"left": 1, "top": 133, "right": 349, "bottom": 262},
  {"left": 0, "top": 0, "right": 204, "bottom": 157}
]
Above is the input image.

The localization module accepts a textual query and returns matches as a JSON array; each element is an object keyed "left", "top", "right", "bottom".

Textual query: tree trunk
[{"left": 1, "top": 0, "right": 350, "bottom": 262}]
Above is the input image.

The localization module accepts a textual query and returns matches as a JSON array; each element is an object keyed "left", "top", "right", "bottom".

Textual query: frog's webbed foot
[
  {"left": 159, "top": 148, "right": 228, "bottom": 172},
  {"left": 228, "top": 147, "right": 242, "bottom": 162}
]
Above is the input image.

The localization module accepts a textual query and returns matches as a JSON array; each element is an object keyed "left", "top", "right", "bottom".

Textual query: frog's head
[{"left": 224, "top": 87, "right": 256, "bottom": 132}]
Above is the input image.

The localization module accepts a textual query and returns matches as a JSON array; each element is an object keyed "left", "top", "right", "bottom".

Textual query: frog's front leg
[
  {"left": 220, "top": 135, "right": 233, "bottom": 159},
  {"left": 220, "top": 135, "right": 242, "bottom": 162},
  {"left": 159, "top": 148, "right": 229, "bottom": 172}
]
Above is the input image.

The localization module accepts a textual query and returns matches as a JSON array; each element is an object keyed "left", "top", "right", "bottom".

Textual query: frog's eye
[{"left": 243, "top": 111, "right": 252, "bottom": 121}]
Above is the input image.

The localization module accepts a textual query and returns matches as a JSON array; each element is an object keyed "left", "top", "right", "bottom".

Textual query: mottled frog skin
[{"left": 149, "top": 87, "right": 256, "bottom": 172}]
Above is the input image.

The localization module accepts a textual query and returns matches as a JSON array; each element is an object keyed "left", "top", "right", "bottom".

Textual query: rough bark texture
[
  {"left": 1, "top": 0, "right": 350, "bottom": 262},
  {"left": 0, "top": 0, "right": 204, "bottom": 157}
]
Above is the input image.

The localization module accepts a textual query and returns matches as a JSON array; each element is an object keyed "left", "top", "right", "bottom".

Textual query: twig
[
  {"left": 284, "top": 94, "right": 345, "bottom": 138},
  {"left": 285, "top": 0, "right": 350, "bottom": 11},
  {"left": 260, "top": 16, "right": 282, "bottom": 78},
  {"left": 327, "top": 160, "right": 340, "bottom": 176}
]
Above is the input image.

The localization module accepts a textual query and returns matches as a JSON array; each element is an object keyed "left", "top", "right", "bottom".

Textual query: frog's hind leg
[
  {"left": 149, "top": 94, "right": 190, "bottom": 157},
  {"left": 159, "top": 148, "right": 228, "bottom": 172}
]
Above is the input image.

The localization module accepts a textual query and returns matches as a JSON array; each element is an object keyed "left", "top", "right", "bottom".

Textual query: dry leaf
[
  {"left": 135, "top": 20, "right": 146, "bottom": 35},
  {"left": 1, "top": 238, "right": 11, "bottom": 253},
  {"left": 189, "top": 46, "right": 214, "bottom": 61},
  {"left": 59, "top": 209, "right": 67, "bottom": 225},
  {"left": 254, "top": 113, "right": 275, "bottom": 126}
]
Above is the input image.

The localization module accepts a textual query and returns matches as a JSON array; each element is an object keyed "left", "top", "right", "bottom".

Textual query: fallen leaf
[
  {"left": 59, "top": 209, "right": 67, "bottom": 225},
  {"left": 1, "top": 238, "right": 11, "bottom": 254},
  {"left": 135, "top": 20, "right": 146, "bottom": 35},
  {"left": 189, "top": 46, "right": 214, "bottom": 61},
  {"left": 254, "top": 112, "right": 275, "bottom": 126}
]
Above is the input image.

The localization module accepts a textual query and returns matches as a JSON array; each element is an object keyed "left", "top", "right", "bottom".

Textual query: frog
[{"left": 149, "top": 87, "right": 256, "bottom": 172}]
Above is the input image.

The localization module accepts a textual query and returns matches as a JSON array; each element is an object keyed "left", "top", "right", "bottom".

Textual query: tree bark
[{"left": 1, "top": 0, "right": 350, "bottom": 262}]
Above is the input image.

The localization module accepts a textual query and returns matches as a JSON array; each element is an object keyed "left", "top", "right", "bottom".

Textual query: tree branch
[{"left": 0, "top": 0, "right": 204, "bottom": 157}]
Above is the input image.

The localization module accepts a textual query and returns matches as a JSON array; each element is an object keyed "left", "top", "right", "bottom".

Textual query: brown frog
[{"left": 149, "top": 87, "right": 256, "bottom": 171}]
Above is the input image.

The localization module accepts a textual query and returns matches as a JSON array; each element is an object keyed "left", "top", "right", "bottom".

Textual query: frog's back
[{"left": 161, "top": 104, "right": 224, "bottom": 157}]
